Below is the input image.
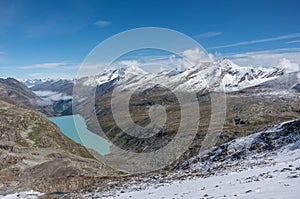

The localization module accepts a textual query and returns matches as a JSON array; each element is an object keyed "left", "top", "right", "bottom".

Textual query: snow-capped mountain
[
  {"left": 24, "top": 59, "right": 293, "bottom": 97},
  {"left": 81, "top": 65, "right": 147, "bottom": 87},
  {"left": 215, "top": 58, "right": 285, "bottom": 91},
  {"left": 81, "top": 58, "right": 286, "bottom": 93},
  {"left": 21, "top": 79, "right": 52, "bottom": 88},
  {"left": 21, "top": 58, "right": 297, "bottom": 113},
  {"left": 30, "top": 79, "right": 74, "bottom": 95}
]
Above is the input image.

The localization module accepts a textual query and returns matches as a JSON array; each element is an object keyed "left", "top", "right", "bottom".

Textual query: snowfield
[
  {"left": 61, "top": 119, "right": 300, "bottom": 199},
  {"left": 0, "top": 190, "right": 44, "bottom": 199},
  {"left": 107, "top": 145, "right": 300, "bottom": 199}
]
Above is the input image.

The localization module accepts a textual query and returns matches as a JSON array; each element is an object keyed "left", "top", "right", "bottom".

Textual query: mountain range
[
  {"left": 22, "top": 58, "right": 288, "bottom": 96},
  {"left": 0, "top": 58, "right": 299, "bottom": 197},
  {"left": 15, "top": 59, "right": 300, "bottom": 172},
  {"left": 16, "top": 58, "right": 295, "bottom": 116}
]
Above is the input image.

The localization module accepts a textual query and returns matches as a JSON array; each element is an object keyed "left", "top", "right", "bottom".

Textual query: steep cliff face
[{"left": 0, "top": 95, "right": 117, "bottom": 195}]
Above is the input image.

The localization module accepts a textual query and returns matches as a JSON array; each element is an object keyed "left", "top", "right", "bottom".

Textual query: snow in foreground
[
  {"left": 69, "top": 119, "right": 299, "bottom": 199},
  {"left": 107, "top": 145, "right": 300, "bottom": 199},
  {"left": 0, "top": 190, "right": 44, "bottom": 199}
]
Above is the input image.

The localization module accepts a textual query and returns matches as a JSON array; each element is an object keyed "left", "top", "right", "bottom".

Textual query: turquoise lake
[{"left": 49, "top": 115, "right": 111, "bottom": 155}]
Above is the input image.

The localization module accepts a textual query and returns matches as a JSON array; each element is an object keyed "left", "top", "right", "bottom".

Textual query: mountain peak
[
  {"left": 217, "top": 58, "right": 235, "bottom": 66},
  {"left": 216, "top": 58, "right": 243, "bottom": 71}
]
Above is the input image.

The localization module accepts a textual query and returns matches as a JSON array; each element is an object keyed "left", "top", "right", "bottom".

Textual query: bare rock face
[{"left": 0, "top": 95, "right": 117, "bottom": 195}]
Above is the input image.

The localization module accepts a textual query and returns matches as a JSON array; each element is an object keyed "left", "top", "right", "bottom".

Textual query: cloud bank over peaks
[
  {"left": 168, "top": 48, "right": 212, "bottom": 71},
  {"left": 279, "top": 58, "right": 300, "bottom": 73}
]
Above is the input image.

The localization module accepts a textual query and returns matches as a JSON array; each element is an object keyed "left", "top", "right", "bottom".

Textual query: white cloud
[
  {"left": 131, "top": 48, "right": 213, "bottom": 71},
  {"left": 78, "top": 62, "right": 107, "bottom": 70},
  {"left": 19, "top": 62, "right": 68, "bottom": 69},
  {"left": 278, "top": 58, "right": 300, "bottom": 73},
  {"left": 225, "top": 48, "right": 300, "bottom": 71},
  {"left": 118, "top": 60, "right": 140, "bottom": 67},
  {"left": 155, "top": 48, "right": 213, "bottom": 71},
  {"left": 19, "top": 49, "right": 214, "bottom": 79},
  {"left": 211, "top": 32, "right": 300, "bottom": 49},
  {"left": 33, "top": 90, "right": 72, "bottom": 102},
  {"left": 0, "top": 51, "right": 6, "bottom": 55},
  {"left": 286, "top": 40, "right": 300, "bottom": 44},
  {"left": 195, "top": 32, "right": 222, "bottom": 39},
  {"left": 94, "top": 20, "right": 111, "bottom": 27},
  {"left": 77, "top": 48, "right": 212, "bottom": 75},
  {"left": 181, "top": 48, "right": 212, "bottom": 67},
  {"left": 208, "top": 51, "right": 222, "bottom": 61}
]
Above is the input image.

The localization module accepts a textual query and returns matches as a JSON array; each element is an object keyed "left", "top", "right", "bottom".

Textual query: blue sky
[{"left": 0, "top": 0, "right": 299, "bottom": 79}]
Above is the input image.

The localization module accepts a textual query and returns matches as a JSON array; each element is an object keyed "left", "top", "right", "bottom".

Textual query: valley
[
  {"left": 0, "top": 59, "right": 299, "bottom": 198},
  {"left": 1, "top": 1, "right": 299, "bottom": 198}
]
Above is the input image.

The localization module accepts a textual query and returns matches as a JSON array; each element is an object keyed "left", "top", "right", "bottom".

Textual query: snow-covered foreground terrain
[
  {"left": 0, "top": 190, "right": 44, "bottom": 199},
  {"left": 71, "top": 119, "right": 300, "bottom": 199},
  {"left": 107, "top": 145, "right": 300, "bottom": 199}
]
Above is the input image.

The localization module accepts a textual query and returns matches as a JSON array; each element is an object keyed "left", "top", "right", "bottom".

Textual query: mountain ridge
[{"left": 24, "top": 58, "right": 289, "bottom": 98}]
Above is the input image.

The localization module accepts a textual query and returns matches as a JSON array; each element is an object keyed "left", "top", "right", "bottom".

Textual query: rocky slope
[
  {"left": 57, "top": 118, "right": 300, "bottom": 198},
  {"left": 0, "top": 78, "right": 56, "bottom": 116},
  {"left": 0, "top": 78, "right": 73, "bottom": 116},
  {"left": 0, "top": 78, "right": 42, "bottom": 107},
  {"left": 0, "top": 95, "right": 117, "bottom": 195},
  {"left": 54, "top": 119, "right": 300, "bottom": 198},
  {"left": 74, "top": 70, "right": 299, "bottom": 173}
]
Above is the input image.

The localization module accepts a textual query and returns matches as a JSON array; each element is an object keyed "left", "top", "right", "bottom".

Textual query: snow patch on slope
[{"left": 0, "top": 190, "right": 44, "bottom": 199}]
